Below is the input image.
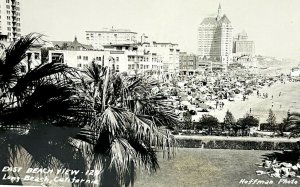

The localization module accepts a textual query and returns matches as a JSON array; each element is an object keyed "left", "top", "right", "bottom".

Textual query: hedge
[{"left": 176, "top": 138, "right": 299, "bottom": 150}]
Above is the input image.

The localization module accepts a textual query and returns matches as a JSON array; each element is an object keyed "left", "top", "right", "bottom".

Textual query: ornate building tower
[{"left": 198, "top": 4, "right": 233, "bottom": 67}]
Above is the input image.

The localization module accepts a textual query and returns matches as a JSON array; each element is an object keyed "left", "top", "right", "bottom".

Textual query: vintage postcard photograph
[{"left": 0, "top": 0, "right": 300, "bottom": 186}]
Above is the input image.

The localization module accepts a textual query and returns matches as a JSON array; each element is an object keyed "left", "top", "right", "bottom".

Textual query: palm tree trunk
[{"left": 102, "top": 67, "right": 110, "bottom": 112}]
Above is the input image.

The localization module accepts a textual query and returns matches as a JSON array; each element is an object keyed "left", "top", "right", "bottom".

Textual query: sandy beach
[{"left": 208, "top": 81, "right": 300, "bottom": 123}]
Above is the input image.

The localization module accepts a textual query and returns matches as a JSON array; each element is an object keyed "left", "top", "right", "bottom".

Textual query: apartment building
[
  {"left": 0, "top": 0, "right": 21, "bottom": 42},
  {"left": 86, "top": 28, "right": 137, "bottom": 50},
  {"left": 233, "top": 31, "right": 255, "bottom": 62},
  {"left": 139, "top": 41, "right": 180, "bottom": 79},
  {"left": 48, "top": 42, "right": 163, "bottom": 77}
]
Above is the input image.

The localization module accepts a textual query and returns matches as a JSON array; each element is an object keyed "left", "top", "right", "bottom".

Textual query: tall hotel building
[
  {"left": 86, "top": 28, "right": 137, "bottom": 49},
  {"left": 198, "top": 4, "right": 233, "bottom": 65},
  {"left": 0, "top": 0, "right": 21, "bottom": 42}
]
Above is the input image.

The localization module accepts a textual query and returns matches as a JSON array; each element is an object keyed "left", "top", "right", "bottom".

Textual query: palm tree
[
  {"left": 287, "top": 112, "right": 300, "bottom": 160},
  {"left": 0, "top": 33, "right": 91, "bottom": 185},
  {"left": 0, "top": 34, "right": 179, "bottom": 187},
  {"left": 76, "top": 61, "right": 178, "bottom": 186},
  {"left": 287, "top": 112, "right": 300, "bottom": 138}
]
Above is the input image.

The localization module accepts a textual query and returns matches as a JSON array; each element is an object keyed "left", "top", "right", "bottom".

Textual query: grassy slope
[{"left": 135, "top": 148, "right": 297, "bottom": 187}]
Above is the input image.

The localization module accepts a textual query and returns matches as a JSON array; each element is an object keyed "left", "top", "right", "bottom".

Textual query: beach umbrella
[
  {"left": 198, "top": 103, "right": 209, "bottom": 109},
  {"left": 181, "top": 101, "right": 191, "bottom": 106}
]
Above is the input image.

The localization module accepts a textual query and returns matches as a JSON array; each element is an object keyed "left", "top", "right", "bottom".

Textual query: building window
[
  {"left": 116, "top": 65, "right": 119, "bottom": 70},
  {"left": 34, "top": 53, "right": 40, "bottom": 60},
  {"left": 77, "top": 56, "right": 81, "bottom": 60},
  {"left": 83, "top": 56, "right": 88, "bottom": 61},
  {"left": 116, "top": 57, "right": 119, "bottom": 61},
  {"left": 20, "top": 65, "right": 26, "bottom": 73},
  {"left": 77, "top": 64, "right": 82, "bottom": 68}
]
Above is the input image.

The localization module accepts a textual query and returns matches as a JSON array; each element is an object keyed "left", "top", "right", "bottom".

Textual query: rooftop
[
  {"left": 200, "top": 15, "right": 231, "bottom": 25},
  {"left": 86, "top": 30, "right": 137, "bottom": 34},
  {"left": 153, "top": 41, "right": 178, "bottom": 46},
  {"left": 51, "top": 37, "right": 93, "bottom": 51}
]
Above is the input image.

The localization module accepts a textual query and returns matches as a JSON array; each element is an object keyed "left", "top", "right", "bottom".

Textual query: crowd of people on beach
[{"left": 256, "top": 158, "right": 300, "bottom": 178}]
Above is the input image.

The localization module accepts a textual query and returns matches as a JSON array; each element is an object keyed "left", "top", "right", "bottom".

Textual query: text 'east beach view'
[{"left": 1, "top": 0, "right": 300, "bottom": 186}]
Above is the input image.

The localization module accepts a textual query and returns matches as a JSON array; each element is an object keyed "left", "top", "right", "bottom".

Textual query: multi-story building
[
  {"left": 179, "top": 52, "right": 220, "bottom": 76},
  {"left": 48, "top": 43, "right": 163, "bottom": 77},
  {"left": 179, "top": 52, "right": 197, "bottom": 75},
  {"left": 0, "top": 0, "right": 21, "bottom": 42},
  {"left": 49, "top": 49, "right": 111, "bottom": 70},
  {"left": 233, "top": 31, "right": 255, "bottom": 62},
  {"left": 198, "top": 4, "right": 233, "bottom": 66},
  {"left": 103, "top": 43, "right": 163, "bottom": 76},
  {"left": 86, "top": 28, "right": 137, "bottom": 50},
  {"left": 140, "top": 41, "right": 180, "bottom": 79}
]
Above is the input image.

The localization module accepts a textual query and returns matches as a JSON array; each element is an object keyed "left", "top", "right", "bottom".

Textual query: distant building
[
  {"left": 103, "top": 43, "right": 163, "bottom": 76},
  {"left": 179, "top": 52, "right": 197, "bottom": 75},
  {"left": 198, "top": 4, "right": 233, "bottom": 66},
  {"left": 141, "top": 41, "right": 180, "bottom": 79},
  {"left": 48, "top": 43, "right": 163, "bottom": 77},
  {"left": 48, "top": 49, "right": 110, "bottom": 70},
  {"left": 51, "top": 37, "right": 94, "bottom": 51},
  {"left": 233, "top": 31, "right": 255, "bottom": 62},
  {"left": 290, "top": 67, "right": 300, "bottom": 77},
  {"left": 0, "top": 0, "right": 21, "bottom": 42},
  {"left": 24, "top": 45, "right": 42, "bottom": 70},
  {"left": 86, "top": 28, "right": 138, "bottom": 50}
]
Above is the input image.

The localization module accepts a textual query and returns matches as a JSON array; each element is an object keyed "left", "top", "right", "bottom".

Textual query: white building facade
[
  {"left": 86, "top": 28, "right": 137, "bottom": 50},
  {"left": 48, "top": 44, "right": 163, "bottom": 77},
  {"left": 140, "top": 41, "right": 180, "bottom": 78},
  {"left": 290, "top": 67, "right": 300, "bottom": 77},
  {"left": 0, "top": 0, "right": 21, "bottom": 42}
]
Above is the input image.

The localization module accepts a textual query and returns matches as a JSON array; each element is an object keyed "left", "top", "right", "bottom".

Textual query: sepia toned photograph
[{"left": 0, "top": 0, "right": 300, "bottom": 186}]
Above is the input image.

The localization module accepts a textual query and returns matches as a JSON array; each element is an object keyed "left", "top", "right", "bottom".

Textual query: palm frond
[
  {"left": 0, "top": 33, "right": 42, "bottom": 90},
  {"left": 12, "top": 62, "right": 75, "bottom": 98}
]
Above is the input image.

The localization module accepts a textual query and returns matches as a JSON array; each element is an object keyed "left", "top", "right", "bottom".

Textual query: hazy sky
[{"left": 22, "top": 0, "right": 300, "bottom": 60}]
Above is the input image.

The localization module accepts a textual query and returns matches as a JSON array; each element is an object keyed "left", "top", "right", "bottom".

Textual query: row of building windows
[
  {"left": 87, "top": 33, "right": 136, "bottom": 37},
  {"left": 77, "top": 63, "right": 119, "bottom": 70},
  {"left": 128, "top": 56, "right": 149, "bottom": 62},
  {"left": 77, "top": 56, "right": 121, "bottom": 62},
  {"left": 77, "top": 56, "right": 89, "bottom": 60},
  {"left": 27, "top": 53, "right": 40, "bottom": 60},
  {"left": 7, "top": 16, "right": 20, "bottom": 21},
  {"left": 128, "top": 64, "right": 162, "bottom": 70},
  {"left": 127, "top": 56, "right": 163, "bottom": 62}
]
